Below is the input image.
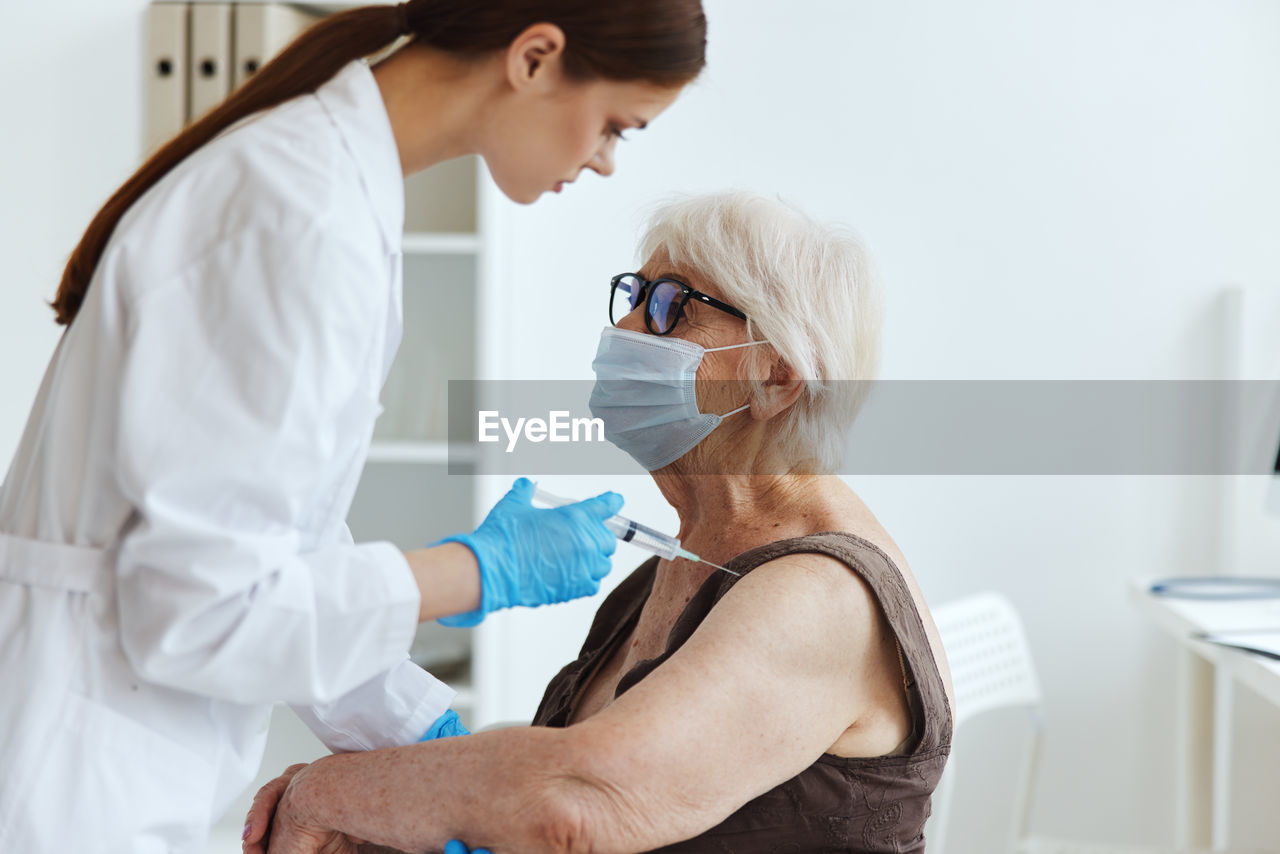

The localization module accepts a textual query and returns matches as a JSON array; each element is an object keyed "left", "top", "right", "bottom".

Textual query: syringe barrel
[
  {"left": 533, "top": 486, "right": 681, "bottom": 560},
  {"left": 602, "top": 516, "right": 680, "bottom": 561}
]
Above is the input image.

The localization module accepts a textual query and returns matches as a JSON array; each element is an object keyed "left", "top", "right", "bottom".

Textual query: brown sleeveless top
[{"left": 532, "top": 532, "right": 952, "bottom": 854}]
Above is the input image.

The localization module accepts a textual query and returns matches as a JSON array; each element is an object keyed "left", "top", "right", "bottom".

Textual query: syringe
[{"left": 533, "top": 486, "right": 739, "bottom": 576}]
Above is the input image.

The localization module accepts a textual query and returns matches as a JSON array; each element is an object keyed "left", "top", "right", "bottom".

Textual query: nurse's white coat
[{"left": 0, "top": 61, "right": 455, "bottom": 852}]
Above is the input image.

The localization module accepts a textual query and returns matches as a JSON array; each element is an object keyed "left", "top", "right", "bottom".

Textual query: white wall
[
  {"left": 3, "top": 0, "right": 1280, "bottom": 849},
  {"left": 0, "top": 1, "right": 148, "bottom": 457}
]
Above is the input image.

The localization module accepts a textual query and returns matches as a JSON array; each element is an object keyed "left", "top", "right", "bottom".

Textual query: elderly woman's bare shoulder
[
  {"left": 747, "top": 545, "right": 876, "bottom": 590},
  {"left": 715, "top": 525, "right": 953, "bottom": 712},
  {"left": 724, "top": 548, "right": 892, "bottom": 642},
  {"left": 729, "top": 524, "right": 955, "bottom": 722}
]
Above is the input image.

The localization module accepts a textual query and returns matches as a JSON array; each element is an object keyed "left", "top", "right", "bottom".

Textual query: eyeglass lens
[
  {"left": 611, "top": 275, "right": 688, "bottom": 334},
  {"left": 610, "top": 275, "right": 644, "bottom": 326},
  {"left": 646, "top": 281, "right": 684, "bottom": 334}
]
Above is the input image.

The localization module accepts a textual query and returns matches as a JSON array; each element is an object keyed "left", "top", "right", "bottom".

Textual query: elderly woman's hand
[
  {"left": 242, "top": 762, "right": 361, "bottom": 854},
  {"left": 242, "top": 751, "right": 486, "bottom": 854},
  {"left": 242, "top": 762, "right": 304, "bottom": 853}
]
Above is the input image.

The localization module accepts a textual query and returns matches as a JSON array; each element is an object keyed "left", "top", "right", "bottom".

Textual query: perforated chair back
[
  {"left": 925, "top": 592, "right": 1044, "bottom": 854},
  {"left": 938, "top": 592, "right": 1042, "bottom": 725}
]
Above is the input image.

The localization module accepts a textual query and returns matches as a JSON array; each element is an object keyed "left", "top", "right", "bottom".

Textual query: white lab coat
[{"left": 0, "top": 61, "right": 456, "bottom": 852}]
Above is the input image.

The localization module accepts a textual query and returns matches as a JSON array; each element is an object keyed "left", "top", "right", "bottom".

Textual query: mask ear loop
[
  {"left": 705, "top": 340, "right": 770, "bottom": 418},
  {"left": 704, "top": 340, "right": 771, "bottom": 352}
]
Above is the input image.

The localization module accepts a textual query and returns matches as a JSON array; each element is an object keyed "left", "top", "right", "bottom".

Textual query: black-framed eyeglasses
[{"left": 609, "top": 272, "right": 748, "bottom": 336}]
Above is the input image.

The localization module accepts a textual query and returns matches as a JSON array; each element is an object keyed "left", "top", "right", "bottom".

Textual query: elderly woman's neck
[{"left": 652, "top": 473, "right": 830, "bottom": 558}]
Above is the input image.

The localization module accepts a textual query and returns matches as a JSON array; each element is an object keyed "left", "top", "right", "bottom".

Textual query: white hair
[{"left": 640, "top": 191, "right": 883, "bottom": 473}]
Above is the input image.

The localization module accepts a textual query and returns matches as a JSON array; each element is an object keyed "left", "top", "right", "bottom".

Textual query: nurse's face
[{"left": 481, "top": 30, "right": 684, "bottom": 203}]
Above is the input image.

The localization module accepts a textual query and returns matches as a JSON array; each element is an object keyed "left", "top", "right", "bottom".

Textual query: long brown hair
[{"left": 52, "top": 0, "right": 707, "bottom": 325}]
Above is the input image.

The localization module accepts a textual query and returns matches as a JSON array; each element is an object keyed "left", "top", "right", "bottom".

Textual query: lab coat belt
[{"left": 0, "top": 531, "right": 113, "bottom": 595}]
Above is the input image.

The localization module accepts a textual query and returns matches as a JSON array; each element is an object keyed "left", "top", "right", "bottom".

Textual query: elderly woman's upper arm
[{"left": 564, "top": 554, "right": 878, "bottom": 853}]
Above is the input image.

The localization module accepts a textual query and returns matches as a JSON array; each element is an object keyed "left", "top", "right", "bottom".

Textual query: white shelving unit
[
  {"left": 348, "top": 151, "right": 493, "bottom": 727},
  {"left": 401, "top": 232, "right": 482, "bottom": 254}
]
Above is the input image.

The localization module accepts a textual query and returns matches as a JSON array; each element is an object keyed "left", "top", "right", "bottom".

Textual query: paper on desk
[{"left": 1194, "top": 630, "right": 1280, "bottom": 661}]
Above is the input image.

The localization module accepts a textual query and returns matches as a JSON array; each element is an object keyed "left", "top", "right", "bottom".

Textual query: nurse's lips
[{"left": 553, "top": 179, "right": 573, "bottom": 194}]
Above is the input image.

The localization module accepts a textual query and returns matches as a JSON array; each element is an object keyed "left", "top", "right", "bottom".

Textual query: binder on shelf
[
  {"left": 189, "top": 3, "right": 233, "bottom": 122},
  {"left": 231, "top": 4, "right": 320, "bottom": 91},
  {"left": 144, "top": 3, "right": 189, "bottom": 153}
]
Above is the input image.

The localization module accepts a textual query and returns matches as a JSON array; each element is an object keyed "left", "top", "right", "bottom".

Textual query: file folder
[
  {"left": 189, "top": 3, "right": 233, "bottom": 122},
  {"left": 232, "top": 4, "right": 320, "bottom": 91},
  {"left": 144, "top": 2, "right": 189, "bottom": 153}
]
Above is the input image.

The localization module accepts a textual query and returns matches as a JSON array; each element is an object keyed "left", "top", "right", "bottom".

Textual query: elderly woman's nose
[{"left": 616, "top": 306, "right": 646, "bottom": 332}]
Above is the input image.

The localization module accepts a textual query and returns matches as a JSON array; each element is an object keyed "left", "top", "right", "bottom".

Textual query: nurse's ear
[
  {"left": 751, "top": 358, "right": 804, "bottom": 421},
  {"left": 505, "top": 23, "right": 568, "bottom": 94}
]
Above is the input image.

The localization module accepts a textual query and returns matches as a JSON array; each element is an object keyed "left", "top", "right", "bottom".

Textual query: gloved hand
[
  {"left": 444, "top": 841, "right": 492, "bottom": 854},
  {"left": 437, "top": 478, "right": 623, "bottom": 627},
  {"left": 419, "top": 709, "right": 469, "bottom": 741}
]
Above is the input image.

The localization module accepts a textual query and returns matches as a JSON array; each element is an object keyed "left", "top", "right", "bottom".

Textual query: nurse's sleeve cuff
[{"left": 291, "top": 659, "right": 456, "bottom": 752}]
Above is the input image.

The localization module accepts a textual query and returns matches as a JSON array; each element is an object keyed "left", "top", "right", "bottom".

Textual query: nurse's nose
[{"left": 587, "top": 138, "right": 617, "bottom": 177}]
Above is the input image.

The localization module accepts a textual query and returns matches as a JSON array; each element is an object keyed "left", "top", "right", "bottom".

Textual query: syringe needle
[
  {"left": 675, "top": 547, "right": 739, "bottom": 576},
  {"left": 531, "top": 485, "right": 740, "bottom": 576},
  {"left": 699, "top": 558, "right": 740, "bottom": 577}
]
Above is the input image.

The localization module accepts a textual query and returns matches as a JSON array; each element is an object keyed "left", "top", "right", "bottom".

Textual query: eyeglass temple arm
[{"left": 689, "top": 291, "right": 747, "bottom": 320}]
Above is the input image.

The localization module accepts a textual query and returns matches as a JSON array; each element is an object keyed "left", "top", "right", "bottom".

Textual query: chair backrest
[
  {"left": 925, "top": 592, "right": 1044, "bottom": 854},
  {"left": 937, "top": 592, "right": 1042, "bottom": 726}
]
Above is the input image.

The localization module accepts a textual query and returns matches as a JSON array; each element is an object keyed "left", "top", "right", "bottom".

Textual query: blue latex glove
[
  {"left": 437, "top": 478, "right": 623, "bottom": 627},
  {"left": 419, "top": 709, "right": 469, "bottom": 741},
  {"left": 444, "top": 841, "right": 491, "bottom": 854}
]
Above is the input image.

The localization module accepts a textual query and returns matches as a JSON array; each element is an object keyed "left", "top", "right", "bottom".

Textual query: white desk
[{"left": 1131, "top": 580, "right": 1280, "bottom": 851}]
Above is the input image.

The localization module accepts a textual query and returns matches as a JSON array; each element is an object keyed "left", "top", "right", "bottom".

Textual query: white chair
[
  {"left": 925, "top": 592, "right": 1043, "bottom": 854},
  {"left": 924, "top": 592, "right": 1263, "bottom": 854}
]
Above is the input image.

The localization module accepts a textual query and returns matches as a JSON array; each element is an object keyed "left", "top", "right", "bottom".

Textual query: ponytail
[
  {"left": 51, "top": 4, "right": 407, "bottom": 325},
  {"left": 52, "top": 0, "right": 706, "bottom": 325}
]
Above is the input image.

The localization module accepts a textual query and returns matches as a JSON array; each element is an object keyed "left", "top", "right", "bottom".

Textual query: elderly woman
[{"left": 247, "top": 192, "right": 954, "bottom": 854}]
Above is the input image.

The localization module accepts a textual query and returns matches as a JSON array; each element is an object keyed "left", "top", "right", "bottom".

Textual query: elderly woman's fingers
[
  {"left": 242, "top": 763, "right": 309, "bottom": 854},
  {"left": 261, "top": 798, "right": 360, "bottom": 854},
  {"left": 263, "top": 820, "right": 358, "bottom": 854},
  {"left": 256, "top": 763, "right": 364, "bottom": 854}
]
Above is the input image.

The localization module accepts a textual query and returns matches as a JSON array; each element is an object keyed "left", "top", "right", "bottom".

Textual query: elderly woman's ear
[{"left": 751, "top": 358, "right": 804, "bottom": 420}]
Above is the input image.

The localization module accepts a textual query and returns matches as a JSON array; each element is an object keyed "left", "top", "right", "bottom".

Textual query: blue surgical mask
[{"left": 589, "top": 327, "right": 769, "bottom": 471}]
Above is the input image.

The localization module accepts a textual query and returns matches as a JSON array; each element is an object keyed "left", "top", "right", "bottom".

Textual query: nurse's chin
[
  {"left": 489, "top": 177, "right": 547, "bottom": 205},
  {"left": 515, "top": 182, "right": 568, "bottom": 205},
  {"left": 505, "top": 188, "right": 545, "bottom": 205}
]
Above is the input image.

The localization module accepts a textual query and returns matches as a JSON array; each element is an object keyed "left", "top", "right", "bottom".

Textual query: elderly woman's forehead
[{"left": 638, "top": 254, "right": 724, "bottom": 296}]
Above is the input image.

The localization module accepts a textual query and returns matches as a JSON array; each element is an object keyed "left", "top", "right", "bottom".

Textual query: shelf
[
  {"left": 402, "top": 232, "right": 481, "bottom": 255},
  {"left": 367, "top": 440, "right": 476, "bottom": 464}
]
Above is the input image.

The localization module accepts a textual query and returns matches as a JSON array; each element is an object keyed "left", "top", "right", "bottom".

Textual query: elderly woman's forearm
[{"left": 286, "top": 726, "right": 656, "bottom": 854}]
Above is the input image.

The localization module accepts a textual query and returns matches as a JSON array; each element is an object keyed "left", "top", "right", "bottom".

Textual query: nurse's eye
[{"left": 606, "top": 124, "right": 628, "bottom": 141}]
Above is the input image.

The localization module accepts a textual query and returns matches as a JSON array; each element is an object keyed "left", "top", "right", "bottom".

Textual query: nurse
[{"left": 0, "top": 1, "right": 705, "bottom": 850}]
